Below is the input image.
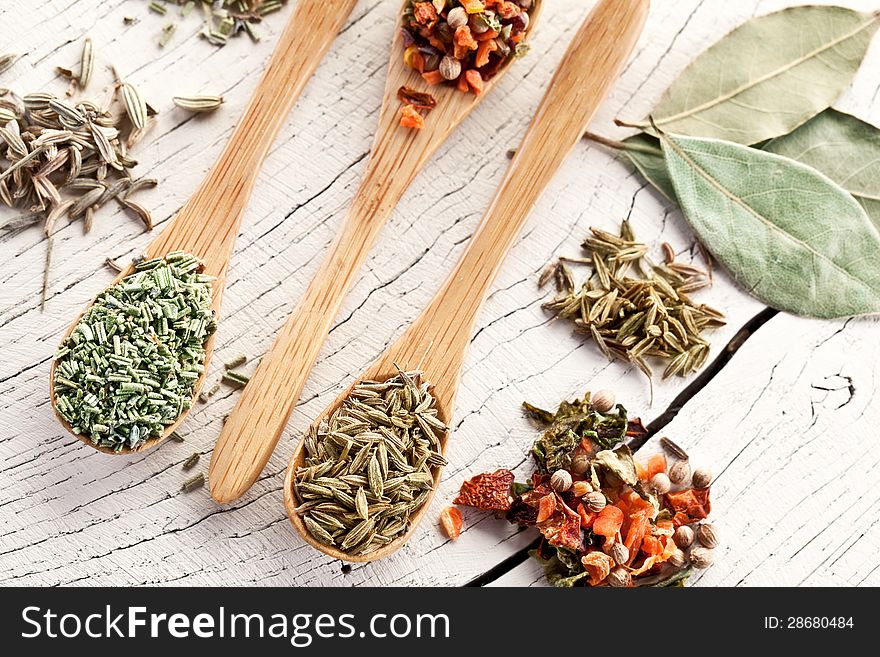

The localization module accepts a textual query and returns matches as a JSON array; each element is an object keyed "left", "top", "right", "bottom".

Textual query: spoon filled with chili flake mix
[
  {"left": 49, "top": 0, "right": 360, "bottom": 454},
  {"left": 282, "top": 0, "right": 650, "bottom": 562},
  {"left": 209, "top": 0, "right": 542, "bottom": 503}
]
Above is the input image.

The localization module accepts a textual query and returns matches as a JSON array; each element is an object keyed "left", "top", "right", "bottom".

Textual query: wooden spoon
[
  {"left": 284, "top": 0, "right": 651, "bottom": 562},
  {"left": 209, "top": 0, "right": 545, "bottom": 503},
  {"left": 49, "top": 0, "right": 360, "bottom": 454}
]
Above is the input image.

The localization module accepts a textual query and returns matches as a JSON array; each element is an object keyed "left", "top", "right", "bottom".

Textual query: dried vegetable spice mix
[
  {"left": 52, "top": 251, "right": 216, "bottom": 451},
  {"left": 293, "top": 370, "right": 448, "bottom": 556},
  {"left": 454, "top": 390, "right": 719, "bottom": 587},
  {"left": 399, "top": 0, "right": 534, "bottom": 127}
]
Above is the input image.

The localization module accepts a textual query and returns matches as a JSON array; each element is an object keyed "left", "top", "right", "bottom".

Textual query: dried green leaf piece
[
  {"left": 529, "top": 392, "right": 628, "bottom": 473},
  {"left": 592, "top": 445, "right": 639, "bottom": 487},
  {"left": 764, "top": 109, "right": 880, "bottom": 231},
  {"left": 646, "top": 6, "right": 880, "bottom": 144},
  {"left": 660, "top": 131, "right": 880, "bottom": 318}
]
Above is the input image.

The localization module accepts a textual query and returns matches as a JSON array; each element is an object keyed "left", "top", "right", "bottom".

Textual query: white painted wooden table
[{"left": 1, "top": 0, "right": 879, "bottom": 587}]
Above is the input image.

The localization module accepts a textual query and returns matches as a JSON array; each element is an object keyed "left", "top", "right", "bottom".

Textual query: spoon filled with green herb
[{"left": 49, "top": 0, "right": 359, "bottom": 453}]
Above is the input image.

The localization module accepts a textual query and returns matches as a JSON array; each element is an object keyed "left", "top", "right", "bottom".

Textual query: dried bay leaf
[
  {"left": 660, "top": 132, "right": 880, "bottom": 319},
  {"left": 618, "top": 133, "right": 676, "bottom": 202},
  {"left": 764, "top": 109, "right": 880, "bottom": 231},
  {"left": 645, "top": 6, "right": 880, "bottom": 145}
]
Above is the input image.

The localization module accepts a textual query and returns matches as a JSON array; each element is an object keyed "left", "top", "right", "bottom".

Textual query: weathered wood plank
[{"left": 1, "top": 0, "right": 878, "bottom": 586}]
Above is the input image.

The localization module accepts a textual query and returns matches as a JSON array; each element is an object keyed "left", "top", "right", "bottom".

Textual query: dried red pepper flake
[
  {"left": 439, "top": 506, "right": 463, "bottom": 540},
  {"left": 399, "top": 104, "right": 425, "bottom": 130},
  {"left": 537, "top": 496, "right": 582, "bottom": 552},
  {"left": 626, "top": 417, "right": 648, "bottom": 441},
  {"left": 397, "top": 85, "right": 437, "bottom": 111},
  {"left": 454, "top": 468, "right": 515, "bottom": 511},
  {"left": 664, "top": 487, "right": 711, "bottom": 521},
  {"left": 412, "top": 2, "right": 439, "bottom": 28}
]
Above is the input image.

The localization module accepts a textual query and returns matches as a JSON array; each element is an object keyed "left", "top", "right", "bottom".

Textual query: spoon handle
[
  {"left": 148, "top": 0, "right": 359, "bottom": 272},
  {"left": 403, "top": 0, "right": 651, "bottom": 392}
]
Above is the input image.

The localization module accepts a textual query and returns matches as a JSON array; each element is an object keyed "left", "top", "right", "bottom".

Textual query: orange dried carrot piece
[
  {"left": 624, "top": 511, "right": 649, "bottom": 562},
  {"left": 476, "top": 29, "right": 500, "bottom": 42},
  {"left": 577, "top": 503, "right": 597, "bottom": 529},
  {"left": 641, "top": 535, "right": 663, "bottom": 556},
  {"left": 461, "top": 0, "right": 485, "bottom": 13},
  {"left": 644, "top": 453, "right": 667, "bottom": 480},
  {"left": 439, "top": 507, "right": 463, "bottom": 540},
  {"left": 465, "top": 69, "right": 484, "bottom": 95},
  {"left": 536, "top": 493, "right": 556, "bottom": 523},
  {"left": 399, "top": 105, "right": 424, "bottom": 130},
  {"left": 475, "top": 40, "right": 498, "bottom": 68},
  {"left": 456, "top": 73, "right": 470, "bottom": 93},
  {"left": 593, "top": 505, "right": 624, "bottom": 538},
  {"left": 421, "top": 70, "right": 445, "bottom": 85}
]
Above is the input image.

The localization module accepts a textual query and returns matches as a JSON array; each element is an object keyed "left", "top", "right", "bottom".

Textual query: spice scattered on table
[
  {"left": 293, "top": 369, "right": 448, "bottom": 556},
  {"left": 172, "top": 95, "right": 224, "bottom": 113},
  {"left": 454, "top": 390, "right": 719, "bottom": 587},
  {"left": 143, "top": 0, "right": 288, "bottom": 48},
  {"left": 0, "top": 53, "right": 20, "bottom": 75},
  {"left": 182, "top": 472, "right": 205, "bottom": 492},
  {"left": 398, "top": 0, "right": 534, "bottom": 128},
  {"left": 52, "top": 251, "right": 216, "bottom": 451},
  {"left": 541, "top": 221, "right": 725, "bottom": 386},
  {"left": 0, "top": 39, "right": 159, "bottom": 307}
]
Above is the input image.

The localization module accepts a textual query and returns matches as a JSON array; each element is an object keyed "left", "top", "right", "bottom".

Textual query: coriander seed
[
  {"left": 668, "top": 459, "right": 691, "bottom": 486},
  {"left": 585, "top": 491, "right": 606, "bottom": 513},
  {"left": 692, "top": 467, "right": 712, "bottom": 489},
  {"left": 697, "top": 523, "right": 719, "bottom": 549},
  {"left": 550, "top": 469, "right": 572, "bottom": 492},
  {"left": 439, "top": 56, "right": 461, "bottom": 81},
  {"left": 609, "top": 542, "right": 629, "bottom": 565},
  {"left": 673, "top": 525, "right": 695, "bottom": 549},
  {"left": 570, "top": 450, "right": 590, "bottom": 475},
  {"left": 689, "top": 546, "right": 714, "bottom": 569},
  {"left": 607, "top": 566, "right": 630, "bottom": 587},
  {"left": 446, "top": 7, "right": 468, "bottom": 29},
  {"left": 650, "top": 472, "right": 671, "bottom": 494},
  {"left": 590, "top": 389, "right": 616, "bottom": 413},
  {"left": 668, "top": 548, "right": 687, "bottom": 569}
]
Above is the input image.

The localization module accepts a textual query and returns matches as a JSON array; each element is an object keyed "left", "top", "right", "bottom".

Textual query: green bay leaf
[
  {"left": 647, "top": 6, "right": 879, "bottom": 145},
  {"left": 764, "top": 109, "right": 880, "bottom": 231},
  {"left": 620, "top": 133, "right": 677, "bottom": 202},
  {"left": 659, "top": 132, "right": 880, "bottom": 319}
]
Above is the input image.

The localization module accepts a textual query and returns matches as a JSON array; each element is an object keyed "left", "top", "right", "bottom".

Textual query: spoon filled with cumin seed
[{"left": 284, "top": 0, "right": 651, "bottom": 562}]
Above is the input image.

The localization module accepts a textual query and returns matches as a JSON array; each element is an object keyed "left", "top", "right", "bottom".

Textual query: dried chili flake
[
  {"left": 412, "top": 2, "right": 439, "bottom": 28},
  {"left": 454, "top": 468, "right": 514, "bottom": 511},
  {"left": 537, "top": 496, "right": 582, "bottom": 552},
  {"left": 397, "top": 86, "right": 437, "bottom": 110},
  {"left": 399, "top": 104, "right": 425, "bottom": 130},
  {"left": 439, "top": 506, "right": 463, "bottom": 540}
]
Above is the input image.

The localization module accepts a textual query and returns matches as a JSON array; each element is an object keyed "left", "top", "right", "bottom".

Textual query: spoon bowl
[
  {"left": 284, "top": 0, "right": 651, "bottom": 562},
  {"left": 210, "top": 0, "right": 544, "bottom": 503},
  {"left": 49, "top": 0, "right": 360, "bottom": 454}
]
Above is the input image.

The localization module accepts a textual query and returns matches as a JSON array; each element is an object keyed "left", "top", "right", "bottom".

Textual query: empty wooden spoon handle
[
  {"left": 146, "top": 0, "right": 359, "bottom": 276},
  {"left": 404, "top": 0, "right": 652, "bottom": 392}
]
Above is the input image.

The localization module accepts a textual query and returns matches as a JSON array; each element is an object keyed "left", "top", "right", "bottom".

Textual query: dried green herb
[
  {"left": 542, "top": 221, "right": 724, "bottom": 383},
  {"left": 294, "top": 369, "right": 448, "bottom": 556},
  {"left": 182, "top": 473, "right": 204, "bottom": 492},
  {"left": 527, "top": 391, "right": 628, "bottom": 473},
  {"left": 222, "top": 369, "right": 250, "bottom": 388},
  {"left": 529, "top": 549, "right": 588, "bottom": 588},
  {"left": 52, "top": 251, "right": 216, "bottom": 450},
  {"left": 183, "top": 452, "right": 200, "bottom": 470},
  {"left": 142, "top": 1, "right": 289, "bottom": 47},
  {"left": 659, "top": 130, "right": 880, "bottom": 319},
  {"left": 636, "top": 6, "right": 880, "bottom": 144}
]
